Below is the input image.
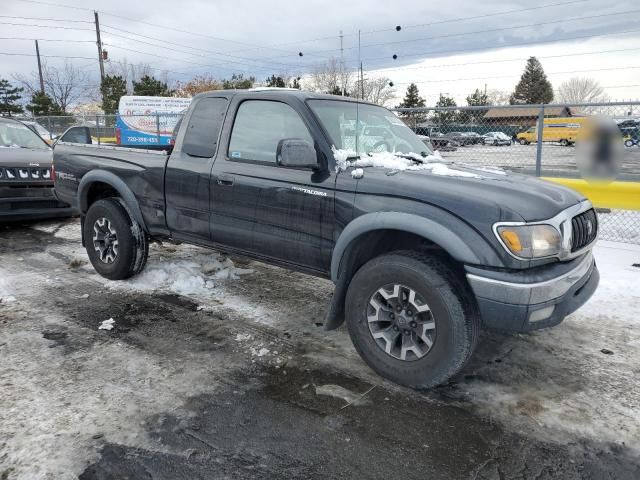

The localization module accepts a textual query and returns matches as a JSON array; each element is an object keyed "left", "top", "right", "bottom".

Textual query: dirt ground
[{"left": 1, "top": 218, "right": 639, "bottom": 480}]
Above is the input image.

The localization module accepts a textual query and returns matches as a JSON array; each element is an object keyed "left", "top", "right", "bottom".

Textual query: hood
[
  {"left": 0, "top": 147, "right": 53, "bottom": 168},
  {"left": 353, "top": 163, "right": 584, "bottom": 224}
]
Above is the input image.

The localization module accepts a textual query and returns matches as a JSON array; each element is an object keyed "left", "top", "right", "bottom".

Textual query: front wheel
[
  {"left": 519, "top": 138, "right": 529, "bottom": 145},
  {"left": 84, "top": 198, "right": 149, "bottom": 280},
  {"left": 560, "top": 139, "right": 569, "bottom": 147},
  {"left": 624, "top": 139, "right": 635, "bottom": 148},
  {"left": 345, "top": 251, "right": 480, "bottom": 389}
]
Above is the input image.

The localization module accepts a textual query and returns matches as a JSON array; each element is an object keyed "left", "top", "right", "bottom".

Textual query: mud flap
[
  {"left": 324, "top": 275, "right": 349, "bottom": 330},
  {"left": 80, "top": 215, "right": 86, "bottom": 247}
]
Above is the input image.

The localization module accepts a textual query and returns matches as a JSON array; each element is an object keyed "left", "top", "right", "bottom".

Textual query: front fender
[
  {"left": 330, "top": 211, "right": 501, "bottom": 283},
  {"left": 77, "top": 170, "right": 147, "bottom": 231}
]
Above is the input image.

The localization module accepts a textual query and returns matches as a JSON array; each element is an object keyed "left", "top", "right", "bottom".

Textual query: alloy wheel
[
  {"left": 367, "top": 284, "right": 436, "bottom": 361},
  {"left": 92, "top": 217, "right": 119, "bottom": 264}
]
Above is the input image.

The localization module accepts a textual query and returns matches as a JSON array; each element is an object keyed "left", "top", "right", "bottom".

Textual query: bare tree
[
  {"left": 557, "top": 77, "right": 609, "bottom": 104},
  {"left": 308, "top": 57, "right": 353, "bottom": 94},
  {"left": 174, "top": 74, "right": 222, "bottom": 97},
  {"left": 486, "top": 89, "right": 511, "bottom": 106},
  {"left": 106, "top": 59, "right": 154, "bottom": 94},
  {"left": 15, "top": 61, "right": 94, "bottom": 113},
  {"left": 351, "top": 77, "right": 396, "bottom": 105}
]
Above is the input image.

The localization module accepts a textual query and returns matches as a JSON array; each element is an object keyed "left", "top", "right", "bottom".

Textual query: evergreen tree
[
  {"left": 25, "top": 91, "right": 63, "bottom": 116},
  {"left": 510, "top": 57, "right": 553, "bottom": 104},
  {"left": 266, "top": 75, "right": 286, "bottom": 88},
  {"left": 289, "top": 77, "right": 301, "bottom": 90},
  {"left": 100, "top": 74, "right": 127, "bottom": 114},
  {"left": 0, "top": 78, "right": 24, "bottom": 116},
  {"left": 463, "top": 88, "right": 490, "bottom": 123},
  {"left": 432, "top": 94, "right": 458, "bottom": 125},
  {"left": 132, "top": 75, "right": 172, "bottom": 96},
  {"left": 397, "top": 83, "right": 426, "bottom": 126},
  {"left": 222, "top": 74, "right": 255, "bottom": 89}
]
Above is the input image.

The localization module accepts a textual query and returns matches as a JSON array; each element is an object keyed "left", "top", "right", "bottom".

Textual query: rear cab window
[{"left": 182, "top": 97, "right": 229, "bottom": 157}]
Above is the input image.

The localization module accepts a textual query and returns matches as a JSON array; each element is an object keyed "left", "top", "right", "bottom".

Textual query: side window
[
  {"left": 182, "top": 97, "right": 228, "bottom": 158},
  {"left": 228, "top": 100, "right": 312, "bottom": 163}
]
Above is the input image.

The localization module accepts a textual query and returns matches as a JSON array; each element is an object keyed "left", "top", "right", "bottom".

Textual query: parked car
[
  {"left": 460, "top": 132, "right": 483, "bottom": 144},
  {"left": 439, "top": 131, "right": 475, "bottom": 146},
  {"left": 0, "top": 117, "right": 73, "bottom": 221},
  {"left": 418, "top": 134, "right": 457, "bottom": 151},
  {"left": 482, "top": 132, "right": 512, "bottom": 146},
  {"left": 53, "top": 90, "right": 599, "bottom": 389}
]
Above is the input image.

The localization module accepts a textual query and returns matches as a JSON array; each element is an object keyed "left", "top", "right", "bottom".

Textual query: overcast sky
[{"left": 2, "top": 0, "right": 639, "bottom": 105}]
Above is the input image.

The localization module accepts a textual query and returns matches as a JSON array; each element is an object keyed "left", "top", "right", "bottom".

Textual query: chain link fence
[
  {"left": 395, "top": 101, "right": 640, "bottom": 245},
  {"left": 15, "top": 101, "right": 640, "bottom": 244}
]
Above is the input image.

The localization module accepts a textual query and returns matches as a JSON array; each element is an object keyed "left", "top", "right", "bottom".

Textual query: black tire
[
  {"left": 84, "top": 198, "right": 149, "bottom": 280},
  {"left": 624, "top": 139, "right": 634, "bottom": 148},
  {"left": 345, "top": 251, "right": 480, "bottom": 389},
  {"left": 560, "top": 139, "right": 569, "bottom": 147},
  {"left": 519, "top": 139, "right": 528, "bottom": 145}
]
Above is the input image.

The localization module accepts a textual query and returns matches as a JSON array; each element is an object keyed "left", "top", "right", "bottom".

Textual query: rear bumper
[{"left": 466, "top": 251, "right": 599, "bottom": 332}]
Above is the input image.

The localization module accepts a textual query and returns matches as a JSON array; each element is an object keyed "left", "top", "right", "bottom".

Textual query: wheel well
[
  {"left": 338, "top": 229, "right": 463, "bottom": 284},
  {"left": 85, "top": 181, "right": 119, "bottom": 210}
]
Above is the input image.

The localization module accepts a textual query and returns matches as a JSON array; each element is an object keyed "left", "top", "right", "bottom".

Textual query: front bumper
[
  {"left": 0, "top": 186, "right": 74, "bottom": 222},
  {"left": 466, "top": 251, "right": 599, "bottom": 332}
]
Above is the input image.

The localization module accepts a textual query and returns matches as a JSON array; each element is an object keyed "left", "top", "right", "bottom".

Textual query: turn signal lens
[{"left": 499, "top": 229, "right": 523, "bottom": 253}]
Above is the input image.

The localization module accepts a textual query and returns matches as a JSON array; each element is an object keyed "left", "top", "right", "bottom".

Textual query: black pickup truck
[{"left": 53, "top": 89, "right": 599, "bottom": 388}]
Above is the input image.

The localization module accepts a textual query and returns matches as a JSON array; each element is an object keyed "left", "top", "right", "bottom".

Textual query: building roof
[{"left": 483, "top": 106, "right": 581, "bottom": 119}]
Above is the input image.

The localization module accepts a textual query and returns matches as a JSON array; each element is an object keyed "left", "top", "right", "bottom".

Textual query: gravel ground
[{"left": 1, "top": 218, "right": 639, "bottom": 480}]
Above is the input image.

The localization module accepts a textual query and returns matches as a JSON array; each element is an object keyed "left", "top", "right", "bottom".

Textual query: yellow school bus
[{"left": 517, "top": 117, "right": 588, "bottom": 146}]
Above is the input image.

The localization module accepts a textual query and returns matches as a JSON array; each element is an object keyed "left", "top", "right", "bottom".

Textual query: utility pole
[
  {"left": 94, "top": 11, "right": 105, "bottom": 82},
  {"left": 339, "top": 30, "right": 345, "bottom": 96},
  {"left": 34, "top": 40, "right": 44, "bottom": 93},
  {"left": 358, "top": 30, "right": 364, "bottom": 100}
]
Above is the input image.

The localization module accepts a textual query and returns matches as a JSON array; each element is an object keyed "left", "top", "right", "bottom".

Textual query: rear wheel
[
  {"left": 345, "top": 251, "right": 480, "bottom": 389},
  {"left": 560, "top": 139, "right": 569, "bottom": 147},
  {"left": 519, "top": 138, "right": 529, "bottom": 145},
  {"left": 84, "top": 198, "right": 148, "bottom": 280}
]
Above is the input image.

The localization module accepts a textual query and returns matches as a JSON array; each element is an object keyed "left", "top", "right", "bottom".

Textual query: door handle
[{"left": 217, "top": 174, "right": 234, "bottom": 186}]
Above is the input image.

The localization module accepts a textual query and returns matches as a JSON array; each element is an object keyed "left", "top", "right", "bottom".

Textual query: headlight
[{"left": 496, "top": 224, "right": 561, "bottom": 259}]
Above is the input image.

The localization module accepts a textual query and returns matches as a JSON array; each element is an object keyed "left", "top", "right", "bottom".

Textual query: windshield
[
  {"left": 308, "top": 100, "right": 431, "bottom": 157},
  {"left": 0, "top": 121, "right": 50, "bottom": 149}
]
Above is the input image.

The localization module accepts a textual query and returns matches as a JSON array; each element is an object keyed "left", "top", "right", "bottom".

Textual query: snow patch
[
  {"left": 332, "top": 147, "right": 481, "bottom": 178},
  {"left": 98, "top": 318, "right": 115, "bottom": 330},
  {"left": 351, "top": 168, "right": 364, "bottom": 179},
  {"left": 235, "top": 333, "right": 253, "bottom": 342}
]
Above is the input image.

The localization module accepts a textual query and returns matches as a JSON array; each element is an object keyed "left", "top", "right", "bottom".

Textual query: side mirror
[
  {"left": 55, "top": 126, "right": 92, "bottom": 146},
  {"left": 276, "top": 139, "right": 318, "bottom": 169}
]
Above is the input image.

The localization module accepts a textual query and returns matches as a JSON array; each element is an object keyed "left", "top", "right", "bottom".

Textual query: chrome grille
[{"left": 571, "top": 209, "right": 598, "bottom": 252}]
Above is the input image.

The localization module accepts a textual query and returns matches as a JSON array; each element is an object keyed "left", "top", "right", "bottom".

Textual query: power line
[
  {"left": 223, "top": 0, "right": 588, "bottom": 54},
  {"left": 100, "top": 25, "right": 300, "bottom": 69},
  {"left": 299, "top": 9, "right": 640, "bottom": 57},
  {"left": 0, "top": 37, "right": 95, "bottom": 43},
  {"left": 0, "top": 51, "right": 96, "bottom": 60},
  {"left": 373, "top": 46, "right": 640, "bottom": 72},
  {"left": 0, "top": 21, "right": 94, "bottom": 31},
  {"left": 363, "top": 27, "right": 640, "bottom": 63},
  {"left": 0, "top": 14, "right": 92, "bottom": 23}
]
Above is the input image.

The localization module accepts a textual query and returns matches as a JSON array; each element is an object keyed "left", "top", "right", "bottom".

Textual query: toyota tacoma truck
[{"left": 52, "top": 89, "right": 599, "bottom": 389}]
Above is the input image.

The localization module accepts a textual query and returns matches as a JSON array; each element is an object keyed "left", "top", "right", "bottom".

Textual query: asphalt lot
[{"left": 1, "top": 218, "right": 639, "bottom": 479}]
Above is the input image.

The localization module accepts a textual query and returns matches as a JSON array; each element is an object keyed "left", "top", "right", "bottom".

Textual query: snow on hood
[{"left": 332, "top": 147, "right": 482, "bottom": 179}]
